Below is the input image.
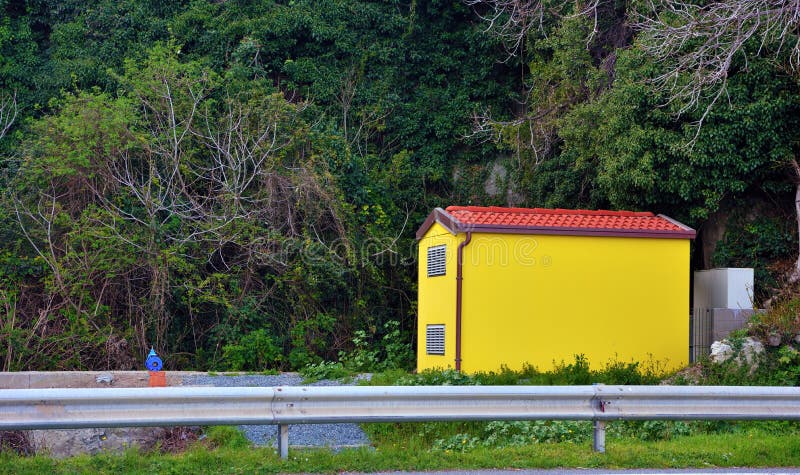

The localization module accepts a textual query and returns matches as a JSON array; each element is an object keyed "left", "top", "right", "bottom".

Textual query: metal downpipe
[{"left": 455, "top": 231, "right": 472, "bottom": 372}]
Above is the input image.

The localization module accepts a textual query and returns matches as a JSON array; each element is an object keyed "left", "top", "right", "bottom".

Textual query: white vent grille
[
  {"left": 427, "top": 245, "right": 446, "bottom": 277},
  {"left": 426, "top": 324, "right": 445, "bottom": 355}
]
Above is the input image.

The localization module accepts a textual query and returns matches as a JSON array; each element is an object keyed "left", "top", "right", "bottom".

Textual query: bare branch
[
  {"left": 465, "top": 0, "right": 601, "bottom": 56},
  {"left": 464, "top": 0, "right": 548, "bottom": 56},
  {"left": 634, "top": 0, "right": 800, "bottom": 111},
  {"left": 464, "top": 0, "right": 606, "bottom": 170},
  {"left": 466, "top": 102, "right": 560, "bottom": 165},
  {"left": 0, "top": 91, "right": 17, "bottom": 142}
]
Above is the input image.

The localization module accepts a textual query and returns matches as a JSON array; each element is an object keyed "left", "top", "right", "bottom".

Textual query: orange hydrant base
[{"left": 148, "top": 371, "right": 166, "bottom": 387}]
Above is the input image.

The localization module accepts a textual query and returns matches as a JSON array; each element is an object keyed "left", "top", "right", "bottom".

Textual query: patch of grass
[
  {"left": 2, "top": 426, "right": 800, "bottom": 474},
  {"left": 202, "top": 426, "right": 250, "bottom": 450}
]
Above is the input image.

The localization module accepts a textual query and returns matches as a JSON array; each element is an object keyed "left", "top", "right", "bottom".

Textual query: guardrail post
[
  {"left": 278, "top": 424, "right": 289, "bottom": 459},
  {"left": 592, "top": 419, "right": 606, "bottom": 453},
  {"left": 592, "top": 383, "right": 606, "bottom": 453}
]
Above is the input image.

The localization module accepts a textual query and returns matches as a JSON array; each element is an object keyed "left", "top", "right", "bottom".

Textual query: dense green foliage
[
  {"left": 1, "top": 0, "right": 798, "bottom": 371},
  {"left": 713, "top": 211, "right": 796, "bottom": 301}
]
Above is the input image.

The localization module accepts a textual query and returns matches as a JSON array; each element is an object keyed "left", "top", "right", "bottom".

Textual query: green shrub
[
  {"left": 220, "top": 329, "right": 281, "bottom": 371},
  {"left": 597, "top": 358, "right": 665, "bottom": 385},
  {"left": 554, "top": 355, "right": 592, "bottom": 384},
  {"left": 712, "top": 215, "right": 796, "bottom": 304},
  {"left": 340, "top": 320, "right": 414, "bottom": 372},
  {"left": 748, "top": 297, "right": 800, "bottom": 347},
  {"left": 340, "top": 329, "right": 380, "bottom": 372},
  {"left": 299, "top": 361, "right": 351, "bottom": 382},
  {"left": 365, "top": 368, "right": 410, "bottom": 385},
  {"left": 300, "top": 320, "right": 414, "bottom": 380},
  {"left": 287, "top": 313, "right": 337, "bottom": 369},
  {"left": 379, "top": 320, "right": 415, "bottom": 370}
]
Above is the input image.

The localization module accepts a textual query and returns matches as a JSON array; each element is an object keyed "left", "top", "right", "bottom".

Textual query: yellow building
[{"left": 416, "top": 206, "right": 695, "bottom": 373}]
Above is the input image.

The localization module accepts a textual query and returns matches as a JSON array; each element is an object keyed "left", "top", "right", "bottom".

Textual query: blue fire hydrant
[
  {"left": 145, "top": 348, "right": 163, "bottom": 371},
  {"left": 145, "top": 348, "right": 166, "bottom": 387}
]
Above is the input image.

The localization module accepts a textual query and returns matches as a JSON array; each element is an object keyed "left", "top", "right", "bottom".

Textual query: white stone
[
  {"left": 710, "top": 340, "right": 733, "bottom": 363},
  {"left": 95, "top": 374, "right": 114, "bottom": 385},
  {"left": 709, "top": 337, "right": 764, "bottom": 366}
]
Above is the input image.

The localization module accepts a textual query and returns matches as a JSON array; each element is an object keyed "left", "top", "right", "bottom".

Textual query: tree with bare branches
[
  {"left": 9, "top": 45, "right": 356, "bottom": 368},
  {"left": 636, "top": 0, "right": 800, "bottom": 112},
  {"left": 635, "top": 0, "right": 800, "bottom": 282}
]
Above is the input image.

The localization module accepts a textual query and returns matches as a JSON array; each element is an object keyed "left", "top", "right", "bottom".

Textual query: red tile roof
[{"left": 416, "top": 206, "right": 695, "bottom": 240}]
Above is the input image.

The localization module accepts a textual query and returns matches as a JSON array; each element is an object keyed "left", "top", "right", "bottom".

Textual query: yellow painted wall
[
  {"left": 417, "top": 228, "right": 690, "bottom": 373},
  {"left": 416, "top": 223, "right": 462, "bottom": 371}
]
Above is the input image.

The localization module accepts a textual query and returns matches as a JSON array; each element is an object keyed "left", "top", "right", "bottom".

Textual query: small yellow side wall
[
  {"left": 416, "top": 223, "right": 461, "bottom": 371},
  {"left": 417, "top": 229, "right": 690, "bottom": 373}
]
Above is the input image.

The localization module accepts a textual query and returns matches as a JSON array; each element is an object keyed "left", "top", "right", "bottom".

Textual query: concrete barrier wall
[{"left": 0, "top": 371, "right": 195, "bottom": 389}]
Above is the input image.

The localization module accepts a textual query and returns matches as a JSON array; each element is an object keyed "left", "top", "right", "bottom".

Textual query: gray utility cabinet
[{"left": 690, "top": 268, "right": 755, "bottom": 362}]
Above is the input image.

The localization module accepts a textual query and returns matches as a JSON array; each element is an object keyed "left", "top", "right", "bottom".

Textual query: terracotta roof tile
[
  {"left": 416, "top": 206, "right": 695, "bottom": 239},
  {"left": 444, "top": 206, "right": 686, "bottom": 233},
  {"left": 416, "top": 206, "right": 696, "bottom": 239}
]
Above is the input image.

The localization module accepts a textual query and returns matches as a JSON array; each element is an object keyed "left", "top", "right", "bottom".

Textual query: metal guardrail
[{"left": 2, "top": 385, "right": 799, "bottom": 458}]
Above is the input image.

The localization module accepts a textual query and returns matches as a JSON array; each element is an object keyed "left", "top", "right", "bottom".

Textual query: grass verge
[{"left": 1, "top": 425, "right": 798, "bottom": 475}]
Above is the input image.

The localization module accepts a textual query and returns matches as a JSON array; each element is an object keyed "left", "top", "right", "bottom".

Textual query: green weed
[{"left": 299, "top": 361, "right": 351, "bottom": 382}]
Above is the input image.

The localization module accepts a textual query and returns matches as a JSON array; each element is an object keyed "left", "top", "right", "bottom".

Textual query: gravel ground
[{"left": 181, "top": 373, "right": 372, "bottom": 449}]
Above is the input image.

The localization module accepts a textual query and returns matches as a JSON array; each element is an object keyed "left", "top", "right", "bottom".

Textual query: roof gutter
[{"left": 455, "top": 231, "right": 472, "bottom": 372}]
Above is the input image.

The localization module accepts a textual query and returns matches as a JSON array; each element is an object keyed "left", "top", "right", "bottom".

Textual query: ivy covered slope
[{"left": 0, "top": 0, "right": 798, "bottom": 371}]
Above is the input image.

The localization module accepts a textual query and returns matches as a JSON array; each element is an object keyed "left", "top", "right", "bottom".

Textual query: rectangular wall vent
[
  {"left": 427, "top": 245, "right": 446, "bottom": 277},
  {"left": 426, "top": 324, "right": 445, "bottom": 355}
]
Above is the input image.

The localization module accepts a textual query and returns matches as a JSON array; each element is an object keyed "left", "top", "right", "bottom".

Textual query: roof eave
[
  {"left": 415, "top": 207, "right": 462, "bottom": 240},
  {"left": 657, "top": 214, "right": 697, "bottom": 239}
]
